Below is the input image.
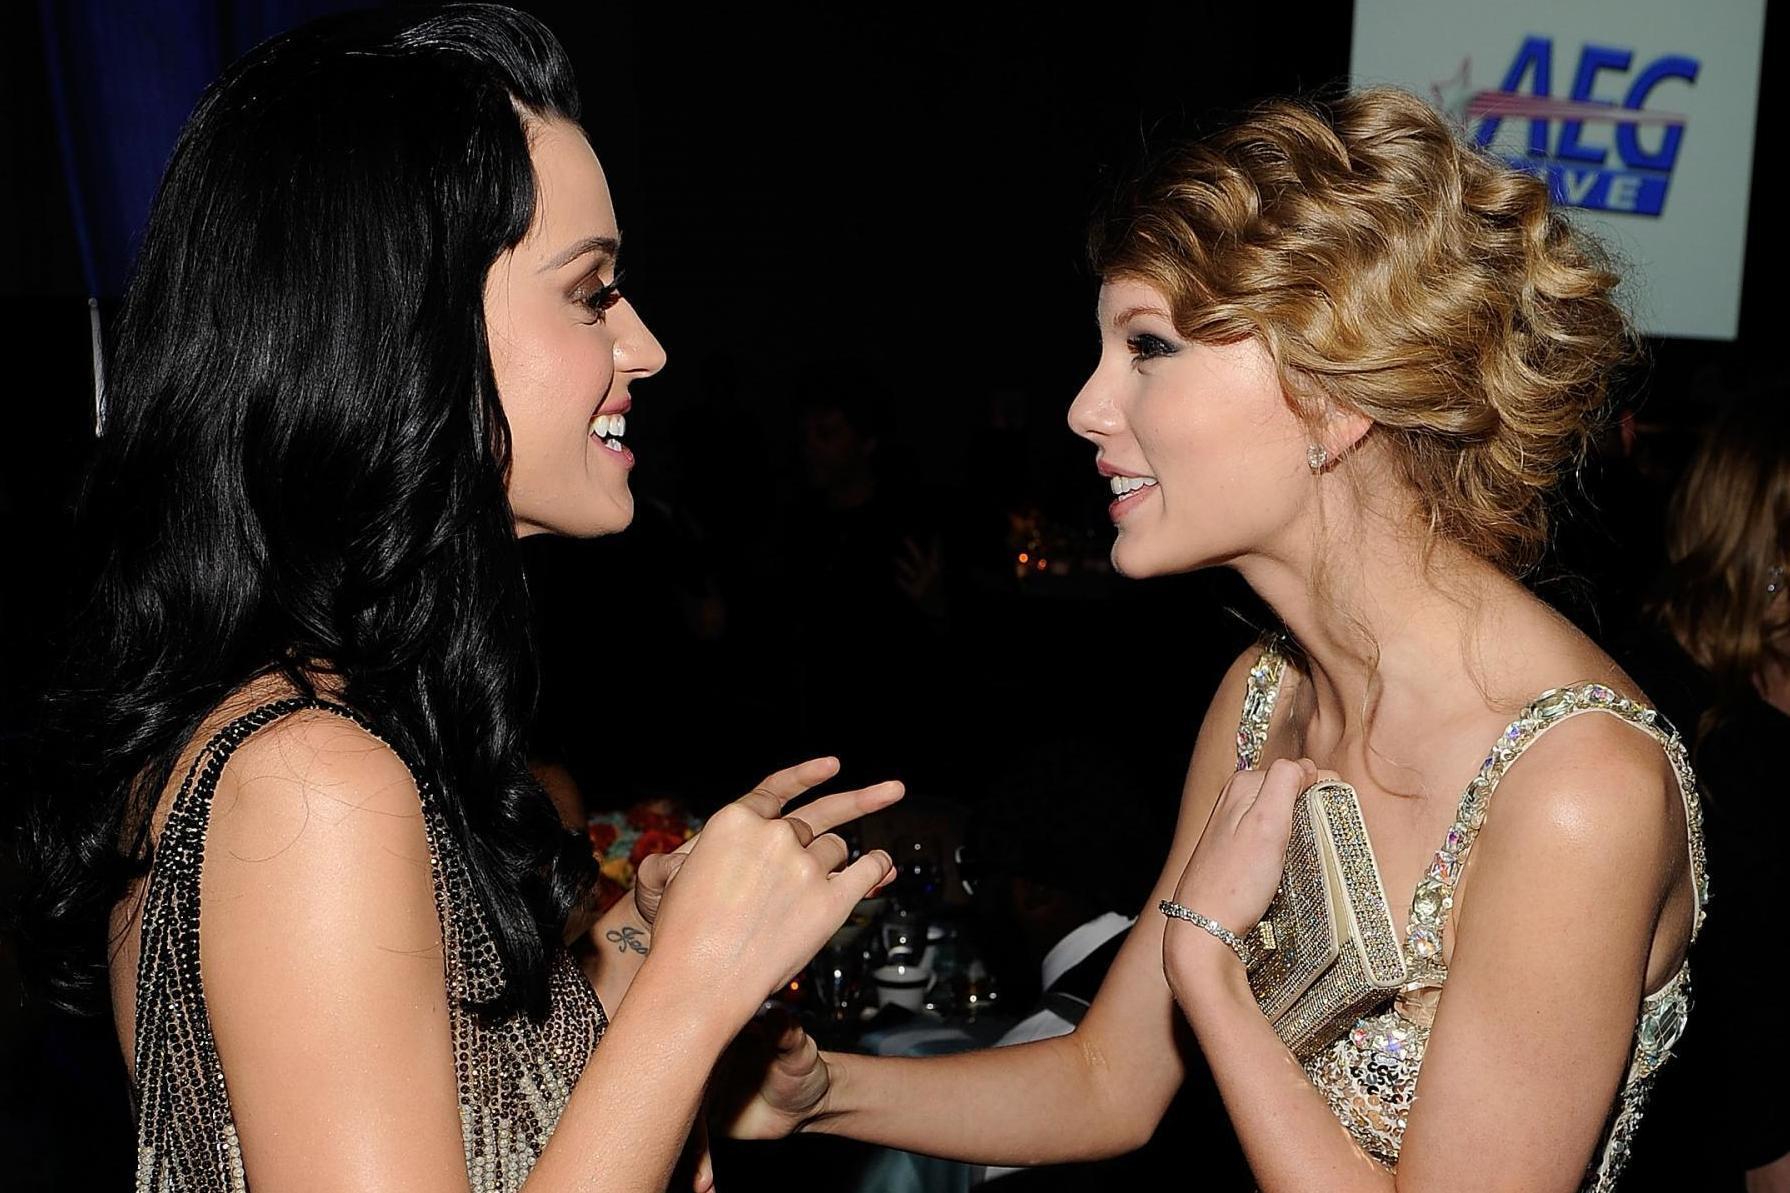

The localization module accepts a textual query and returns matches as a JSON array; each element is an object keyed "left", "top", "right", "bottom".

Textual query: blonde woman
[{"left": 721, "top": 88, "right": 1705, "bottom": 1192}]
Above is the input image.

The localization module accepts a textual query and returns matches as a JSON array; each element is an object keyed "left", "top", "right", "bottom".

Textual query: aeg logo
[{"left": 1430, "top": 37, "right": 1699, "bottom": 217}]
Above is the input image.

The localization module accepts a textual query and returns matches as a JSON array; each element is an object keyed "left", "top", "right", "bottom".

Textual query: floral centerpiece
[{"left": 586, "top": 799, "right": 703, "bottom": 913}]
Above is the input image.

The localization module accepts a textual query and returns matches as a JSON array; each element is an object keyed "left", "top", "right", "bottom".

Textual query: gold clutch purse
[{"left": 1242, "top": 779, "right": 1409, "bottom": 1060}]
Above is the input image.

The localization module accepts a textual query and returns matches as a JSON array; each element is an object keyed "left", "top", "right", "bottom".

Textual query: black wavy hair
[{"left": 17, "top": 4, "right": 599, "bottom": 1021}]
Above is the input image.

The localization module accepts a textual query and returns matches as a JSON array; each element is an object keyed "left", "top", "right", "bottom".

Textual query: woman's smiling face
[
  {"left": 485, "top": 116, "right": 666, "bottom": 539},
  {"left": 1067, "top": 278, "right": 1317, "bottom": 578}
]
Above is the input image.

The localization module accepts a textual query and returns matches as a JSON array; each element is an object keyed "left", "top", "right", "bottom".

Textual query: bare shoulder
[
  {"left": 194, "top": 708, "right": 468, "bottom": 1187},
  {"left": 209, "top": 708, "right": 430, "bottom": 865},
  {"left": 201, "top": 707, "right": 440, "bottom": 962},
  {"left": 1479, "top": 709, "right": 1681, "bottom": 878}
]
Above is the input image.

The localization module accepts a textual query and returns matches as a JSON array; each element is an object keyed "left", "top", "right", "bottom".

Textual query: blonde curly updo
[{"left": 1091, "top": 86, "right": 1637, "bottom": 575}]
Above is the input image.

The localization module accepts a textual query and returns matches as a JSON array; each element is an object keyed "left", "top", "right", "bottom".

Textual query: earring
[
  {"left": 1768, "top": 565, "right": 1786, "bottom": 595},
  {"left": 1306, "top": 444, "right": 1329, "bottom": 474}
]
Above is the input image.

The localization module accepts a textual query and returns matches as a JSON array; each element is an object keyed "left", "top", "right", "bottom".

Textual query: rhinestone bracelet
[{"left": 1158, "top": 899, "right": 1249, "bottom": 964}]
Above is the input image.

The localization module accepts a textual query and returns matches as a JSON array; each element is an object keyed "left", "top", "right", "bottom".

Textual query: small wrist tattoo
[{"left": 605, "top": 925, "right": 650, "bottom": 956}]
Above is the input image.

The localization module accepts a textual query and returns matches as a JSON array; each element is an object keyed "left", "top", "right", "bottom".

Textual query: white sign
[{"left": 1351, "top": 0, "right": 1765, "bottom": 340}]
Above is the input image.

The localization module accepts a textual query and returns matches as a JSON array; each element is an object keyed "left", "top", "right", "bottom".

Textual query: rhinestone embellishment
[
  {"left": 1235, "top": 643, "right": 1288, "bottom": 772},
  {"left": 1405, "top": 924, "right": 1442, "bottom": 959},
  {"left": 1239, "top": 645, "right": 1708, "bottom": 1193},
  {"left": 130, "top": 700, "right": 606, "bottom": 1192}
]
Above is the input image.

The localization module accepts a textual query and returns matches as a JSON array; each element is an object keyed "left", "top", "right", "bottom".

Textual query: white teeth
[
  {"left": 612, "top": 414, "right": 626, "bottom": 437},
  {"left": 1108, "top": 475, "right": 1158, "bottom": 495},
  {"left": 590, "top": 414, "right": 609, "bottom": 438},
  {"left": 590, "top": 413, "right": 627, "bottom": 441}
]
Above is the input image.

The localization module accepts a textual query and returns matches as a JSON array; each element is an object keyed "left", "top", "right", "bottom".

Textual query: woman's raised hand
[
  {"left": 632, "top": 760, "right": 899, "bottom": 929},
  {"left": 1162, "top": 757, "right": 1323, "bottom": 988},
  {"left": 646, "top": 757, "right": 901, "bottom": 1017}
]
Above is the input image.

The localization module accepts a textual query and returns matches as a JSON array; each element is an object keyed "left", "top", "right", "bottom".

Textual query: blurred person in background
[
  {"left": 1619, "top": 394, "right": 1790, "bottom": 1192},
  {"left": 776, "top": 367, "right": 957, "bottom": 787}
]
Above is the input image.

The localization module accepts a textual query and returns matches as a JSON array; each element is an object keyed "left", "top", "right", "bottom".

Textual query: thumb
[
  {"left": 1251, "top": 758, "right": 1308, "bottom": 822},
  {"left": 638, "top": 849, "right": 688, "bottom": 891},
  {"left": 634, "top": 850, "right": 688, "bottom": 927}
]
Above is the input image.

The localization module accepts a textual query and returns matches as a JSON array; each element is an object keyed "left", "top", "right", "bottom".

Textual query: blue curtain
[{"left": 39, "top": 0, "right": 372, "bottom": 300}]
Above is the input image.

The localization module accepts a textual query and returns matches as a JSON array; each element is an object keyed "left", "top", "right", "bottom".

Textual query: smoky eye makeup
[
  {"left": 1106, "top": 301, "right": 1183, "bottom": 363},
  {"left": 1126, "top": 330, "right": 1179, "bottom": 361}
]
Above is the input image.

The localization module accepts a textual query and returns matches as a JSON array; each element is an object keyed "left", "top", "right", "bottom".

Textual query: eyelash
[
  {"left": 578, "top": 269, "right": 625, "bottom": 322},
  {"left": 1126, "top": 333, "right": 1176, "bottom": 361}
]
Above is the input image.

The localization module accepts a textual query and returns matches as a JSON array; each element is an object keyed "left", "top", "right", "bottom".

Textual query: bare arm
[
  {"left": 778, "top": 648, "right": 1260, "bottom": 1163},
  {"left": 200, "top": 714, "right": 896, "bottom": 1192},
  {"left": 1164, "top": 717, "right": 1685, "bottom": 1192},
  {"left": 578, "top": 890, "right": 653, "bottom": 1014}
]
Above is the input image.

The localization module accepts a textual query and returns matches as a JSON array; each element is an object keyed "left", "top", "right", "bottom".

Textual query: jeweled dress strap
[
  {"left": 1235, "top": 636, "right": 1288, "bottom": 772},
  {"left": 1400, "top": 682, "right": 1708, "bottom": 984},
  {"left": 132, "top": 695, "right": 344, "bottom": 1073},
  {"left": 133, "top": 695, "right": 369, "bottom": 1193}
]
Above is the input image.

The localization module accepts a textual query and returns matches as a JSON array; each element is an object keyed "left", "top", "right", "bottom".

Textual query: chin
[
  {"left": 1110, "top": 535, "right": 1165, "bottom": 581},
  {"left": 1111, "top": 533, "right": 1211, "bottom": 582},
  {"left": 585, "top": 495, "right": 634, "bottom": 537},
  {"left": 519, "top": 493, "right": 634, "bottom": 539},
  {"left": 572, "top": 479, "right": 636, "bottom": 537}
]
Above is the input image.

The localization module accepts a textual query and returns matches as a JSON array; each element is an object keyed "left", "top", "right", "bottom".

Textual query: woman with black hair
[{"left": 16, "top": 6, "right": 899, "bottom": 1190}]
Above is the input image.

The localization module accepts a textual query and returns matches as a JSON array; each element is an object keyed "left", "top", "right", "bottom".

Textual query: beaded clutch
[{"left": 1243, "top": 778, "right": 1409, "bottom": 1061}]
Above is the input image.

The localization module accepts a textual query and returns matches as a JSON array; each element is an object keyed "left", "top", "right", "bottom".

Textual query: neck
[{"left": 1233, "top": 483, "right": 1533, "bottom": 763}]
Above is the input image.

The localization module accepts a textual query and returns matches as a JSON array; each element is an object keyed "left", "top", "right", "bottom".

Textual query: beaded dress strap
[
  {"left": 130, "top": 699, "right": 386, "bottom": 1043},
  {"left": 1399, "top": 683, "right": 1710, "bottom": 984},
  {"left": 1235, "top": 637, "right": 1288, "bottom": 772},
  {"left": 134, "top": 695, "right": 505, "bottom": 1002},
  {"left": 132, "top": 696, "right": 376, "bottom": 1191}
]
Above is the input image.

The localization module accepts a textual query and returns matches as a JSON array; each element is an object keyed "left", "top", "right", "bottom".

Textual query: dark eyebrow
[{"left": 541, "top": 235, "right": 620, "bottom": 273}]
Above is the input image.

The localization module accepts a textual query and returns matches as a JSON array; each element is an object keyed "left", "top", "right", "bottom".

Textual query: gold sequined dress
[
  {"left": 130, "top": 698, "right": 607, "bottom": 1192},
  {"left": 1233, "top": 641, "right": 1708, "bottom": 1192}
]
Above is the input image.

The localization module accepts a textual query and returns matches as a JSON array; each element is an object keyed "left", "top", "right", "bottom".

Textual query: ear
[
  {"left": 1284, "top": 376, "right": 1371, "bottom": 465},
  {"left": 1297, "top": 385, "right": 1372, "bottom": 465},
  {"left": 1318, "top": 402, "right": 1373, "bottom": 461}
]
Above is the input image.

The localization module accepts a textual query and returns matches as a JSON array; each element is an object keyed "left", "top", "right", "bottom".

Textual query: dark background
[{"left": 0, "top": 2, "right": 1780, "bottom": 1188}]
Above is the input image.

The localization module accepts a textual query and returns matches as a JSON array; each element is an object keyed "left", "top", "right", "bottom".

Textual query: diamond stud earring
[
  {"left": 1306, "top": 444, "right": 1329, "bottom": 474},
  {"left": 1768, "top": 564, "right": 1786, "bottom": 596}
]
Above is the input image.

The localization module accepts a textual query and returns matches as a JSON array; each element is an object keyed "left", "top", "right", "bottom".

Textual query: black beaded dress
[{"left": 129, "top": 699, "right": 607, "bottom": 1192}]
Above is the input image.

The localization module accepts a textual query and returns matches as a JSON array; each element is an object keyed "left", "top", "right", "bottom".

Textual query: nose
[
  {"left": 614, "top": 296, "right": 667, "bottom": 380},
  {"left": 1067, "top": 357, "right": 1121, "bottom": 444}
]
